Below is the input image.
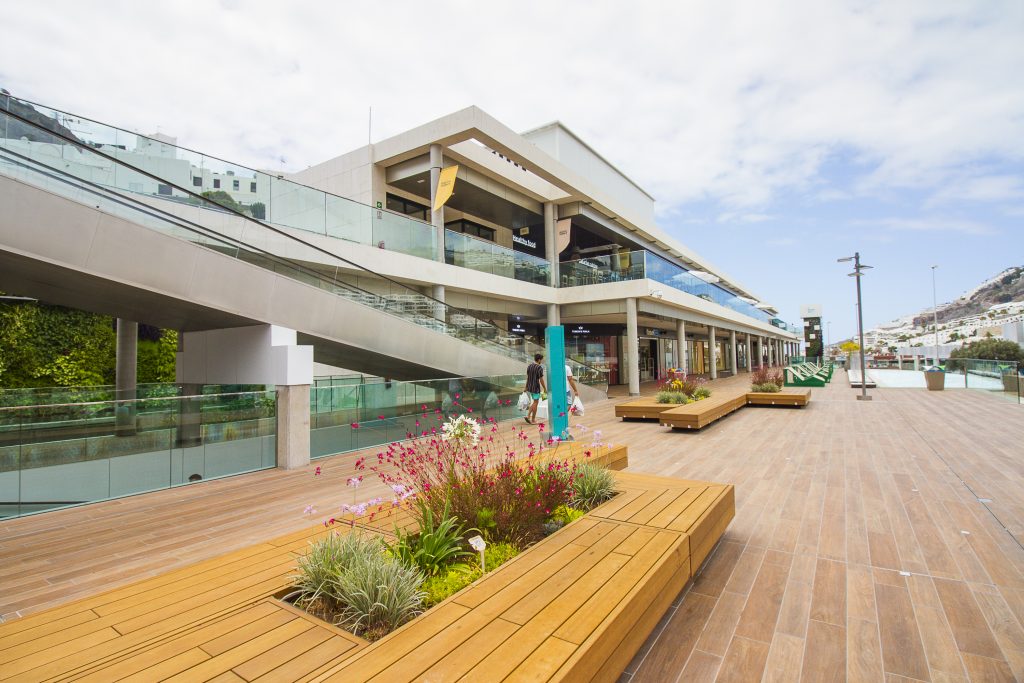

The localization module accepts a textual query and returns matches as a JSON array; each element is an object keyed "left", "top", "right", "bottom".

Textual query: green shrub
[
  {"left": 655, "top": 391, "right": 691, "bottom": 404},
  {"left": 692, "top": 387, "right": 712, "bottom": 400},
  {"left": 293, "top": 532, "right": 381, "bottom": 606},
  {"left": 751, "top": 382, "right": 781, "bottom": 393},
  {"left": 421, "top": 543, "right": 520, "bottom": 607},
  {"left": 572, "top": 463, "right": 616, "bottom": 510},
  {"left": 388, "top": 498, "right": 471, "bottom": 576},
  {"left": 332, "top": 551, "right": 425, "bottom": 639}
]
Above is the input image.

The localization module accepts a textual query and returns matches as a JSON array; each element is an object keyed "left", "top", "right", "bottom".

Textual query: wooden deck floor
[{"left": 3, "top": 371, "right": 1024, "bottom": 681}]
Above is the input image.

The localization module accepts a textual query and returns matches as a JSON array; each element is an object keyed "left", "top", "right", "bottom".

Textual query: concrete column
[
  {"left": 626, "top": 297, "right": 640, "bottom": 396},
  {"left": 676, "top": 319, "right": 687, "bottom": 374},
  {"left": 276, "top": 384, "right": 311, "bottom": 469},
  {"left": 770, "top": 339, "right": 776, "bottom": 365},
  {"left": 730, "top": 330, "right": 738, "bottom": 375},
  {"left": 744, "top": 333, "right": 752, "bottom": 370},
  {"left": 429, "top": 143, "right": 445, "bottom": 306},
  {"left": 546, "top": 303, "right": 559, "bottom": 327},
  {"left": 176, "top": 325, "right": 314, "bottom": 469},
  {"left": 544, "top": 201, "right": 558, "bottom": 287},
  {"left": 708, "top": 325, "right": 718, "bottom": 380},
  {"left": 115, "top": 318, "right": 138, "bottom": 436}
]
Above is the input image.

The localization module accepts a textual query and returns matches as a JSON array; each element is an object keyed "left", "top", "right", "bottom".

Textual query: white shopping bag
[
  {"left": 571, "top": 396, "right": 585, "bottom": 416},
  {"left": 516, "top": 391, "right": 531, "bottom": 412},
  {"left": 535, "top": 399, "right": 549, "bottom": 420}
]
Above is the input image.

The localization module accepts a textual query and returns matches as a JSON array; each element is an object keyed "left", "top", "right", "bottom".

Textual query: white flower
[{"left": 441, "top": 414, "right": 482, "bottom": 446}]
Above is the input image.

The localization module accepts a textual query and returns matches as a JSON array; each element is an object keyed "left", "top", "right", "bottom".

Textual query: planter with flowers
[
  {"left": 655, "top": 369, "right": 712, "bottom": 405},
  {"left": 287, "top": 412, "right": 617, "bottom": 641},
  {"left": 750, "top": 365, "right": 785, "bottom": 393}
]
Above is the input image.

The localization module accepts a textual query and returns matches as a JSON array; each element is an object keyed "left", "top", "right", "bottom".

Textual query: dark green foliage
[
  {"left": 947, "top": 339, "right": 1024, "bottom": 370},
  {"left": 201, "top": 190, "right": 243, "bottom": 213},
  {"left": 388, "top": 498, "right": 471, "bottom": 576},
  {"left": 249, "top": 201, "right": 266, "bottom": 219}
]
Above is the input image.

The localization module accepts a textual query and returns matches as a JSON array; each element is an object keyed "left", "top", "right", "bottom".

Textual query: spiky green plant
[{"left": 571, "top": 463, "right": 616, "bottom": 510}]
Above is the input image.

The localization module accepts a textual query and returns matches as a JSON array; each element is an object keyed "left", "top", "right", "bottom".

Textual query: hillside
[{"left": 913, "top": 266, "right": 1024, "bottom": 327}]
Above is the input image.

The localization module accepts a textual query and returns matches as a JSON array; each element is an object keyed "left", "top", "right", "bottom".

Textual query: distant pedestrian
[{"left": 525, "top": 353, "right": 547, "bottom": 424}]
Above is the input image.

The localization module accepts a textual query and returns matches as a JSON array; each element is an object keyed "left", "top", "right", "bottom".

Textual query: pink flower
[
  {"left": 350, "top": 423, "right": 360, "bottom": 429},
  {"left": 303, "top": 504, "right": 316, "bottom": 515},
  {"left": 314, "top": 466, "right": 321, "bottom": 476},
  {"left": 378, "top": 415, "right": 386, "bottom": 420}
]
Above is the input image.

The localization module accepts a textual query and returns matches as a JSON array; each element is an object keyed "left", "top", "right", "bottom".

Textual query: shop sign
[
  {"left": 512, "top": 234, "right": 537, "bottom": 250},
  {"left": 571, "top": 325, "right": 592, "bottom": 334}
]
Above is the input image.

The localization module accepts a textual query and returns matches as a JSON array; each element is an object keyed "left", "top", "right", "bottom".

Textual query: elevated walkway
[{"left": 0, "top": 100, "right": 604, "bottom": 390}]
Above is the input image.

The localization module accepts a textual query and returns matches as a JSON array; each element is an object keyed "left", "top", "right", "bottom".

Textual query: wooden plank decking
[
  {"left": 3, "top": 371, "right": 1024, "bottom": 681},
  {"left": 0, "top": 444, "right": 736, "bottom": 682}
]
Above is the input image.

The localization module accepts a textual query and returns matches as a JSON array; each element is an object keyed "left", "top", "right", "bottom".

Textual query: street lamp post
[
  {"left": 838, "top": 253, "right": 873, "bottom": 401},
  {"left": 931, "top": 265, "right": 939, "bottom": 368}
]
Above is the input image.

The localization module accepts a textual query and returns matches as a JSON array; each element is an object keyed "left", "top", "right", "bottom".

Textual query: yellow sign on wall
[{"left": 433, "top": 165, "right": 459, "bottom": 212}]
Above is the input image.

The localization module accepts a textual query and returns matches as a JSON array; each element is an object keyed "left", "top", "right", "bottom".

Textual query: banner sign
[
  {"left": 556, "top": 218, "right": 571, "bottom": 254},
  {"left": 433, "top": 165, "right": 459, "bottom": 212}
]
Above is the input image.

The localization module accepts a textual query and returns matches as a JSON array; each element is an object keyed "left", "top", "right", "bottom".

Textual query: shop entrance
[{"left": 639, "top": 338, "right": 658, "bottom": 382}]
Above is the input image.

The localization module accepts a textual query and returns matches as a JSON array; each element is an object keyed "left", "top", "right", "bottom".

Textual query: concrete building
[
  {"left": 286, "top": 107, "right": 799, "bottom": 394},
  {"left": 0, "top": 95, "right": 799, "bottom": 476}
]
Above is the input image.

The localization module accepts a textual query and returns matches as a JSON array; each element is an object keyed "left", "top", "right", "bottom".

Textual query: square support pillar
[{"left": 276, "top": 384, "right": 310, "bottom": 469}]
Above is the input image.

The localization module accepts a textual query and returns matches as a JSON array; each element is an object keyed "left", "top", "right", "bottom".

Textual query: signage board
[{"left": 800, "top": 304, "right": 823, "bottom": 318}]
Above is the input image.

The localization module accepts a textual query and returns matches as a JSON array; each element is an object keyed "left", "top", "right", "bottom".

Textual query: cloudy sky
[{"left": 2, "top": 0, "right": 1022, "bottom": 340}]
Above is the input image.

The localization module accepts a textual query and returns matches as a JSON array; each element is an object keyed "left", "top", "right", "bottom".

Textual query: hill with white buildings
[{"left": 860, "top": 266, "right": 1024, "bottom": 352}]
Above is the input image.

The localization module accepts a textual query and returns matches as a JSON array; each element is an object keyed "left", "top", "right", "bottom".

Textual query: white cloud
[
  {"left": 851, "top": 217, "right": 997, "bottom": 235},
  {"left": 1, "top": 0, "right": 1021, "bottom": 217}
]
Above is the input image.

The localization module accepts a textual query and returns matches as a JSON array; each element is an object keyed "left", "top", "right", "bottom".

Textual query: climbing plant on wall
[{"left": 0, "top": 296, "right": 177, "bottom": 388}]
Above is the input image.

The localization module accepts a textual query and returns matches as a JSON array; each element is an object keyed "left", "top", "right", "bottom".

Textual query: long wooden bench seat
[
  {"left": 0, "top": 443, "right": 736, "bottom": 683},
  {"left": 746, "top": 387, "right": 812, "bottom": 406},
  {"left": 659, "top": 392, "right": 748, "bottom": 430},
  {"left": 613, "top": 398, "right": 681, "bottom": 420}
]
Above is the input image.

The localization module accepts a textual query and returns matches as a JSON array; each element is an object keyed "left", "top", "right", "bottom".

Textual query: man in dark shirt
[{"left": 525, "top": 353, "right": 547, "bottom": 424}]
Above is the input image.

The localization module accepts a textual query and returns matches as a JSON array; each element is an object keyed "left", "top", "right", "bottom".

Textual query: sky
[{"left": 2, "top": 0, "right": 1022, "bottom": 341}]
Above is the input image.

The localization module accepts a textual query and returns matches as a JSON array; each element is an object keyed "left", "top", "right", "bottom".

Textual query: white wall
[{"left": 176, "top": 324, "right": 313, "bottom": 385}]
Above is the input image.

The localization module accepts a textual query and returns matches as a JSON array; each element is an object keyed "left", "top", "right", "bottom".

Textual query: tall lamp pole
[
  {"left": 931, "top": 265, "right": 939, "bottom": 368},
  {"left": 838, "top": 253, "right": 873, "bottom": 401}
]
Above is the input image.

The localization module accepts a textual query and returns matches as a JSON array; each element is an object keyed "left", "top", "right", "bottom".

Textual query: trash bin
[{"left": 924, "top": 368, "right": 945, "bottom": 391}]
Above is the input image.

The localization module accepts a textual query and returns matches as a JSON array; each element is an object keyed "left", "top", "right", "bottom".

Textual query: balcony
[
  {"left": 443, "top": 230, "right": 550, "bottom": 285},
  {"left": 560, "top": 250, "right": 792, "bottom": 328}
]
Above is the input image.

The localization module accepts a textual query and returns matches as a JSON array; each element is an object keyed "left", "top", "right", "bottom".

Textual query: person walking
[
  {"left": 525, "top": 353, "right": 547, "bottom": 424},
  {"left": 566, "top": 363, "right": 579, "bottom": 410}
]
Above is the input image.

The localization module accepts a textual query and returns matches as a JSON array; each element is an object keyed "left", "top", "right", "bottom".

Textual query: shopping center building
[{"left": 286, "top": 106, "right": 799, "bottom": 392}]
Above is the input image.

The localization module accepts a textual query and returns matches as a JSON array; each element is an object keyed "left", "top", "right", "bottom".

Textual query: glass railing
[
  {"left": 942, "top": 358, "right": 1021, "bottom": 404},
  {"left": 0, "top": 383, "right": 268, "bottom": 407},
  {"left": 0, "top": 390, "right": 277, "bottom": 518},
  {"left": 560, "top": 249, "right": 792, "bottom": 327},
  {"left": 0, "top": 100, "right": 604, "bottom": 386},
  {"left": 309, "top": 374, "right": 527, "bottom": 459},
  {"left": 1, "top": 95, "right": 551, "bottom": 282},
  {"left": 444, "top": 231, "right": 550, "bottom": 285}
]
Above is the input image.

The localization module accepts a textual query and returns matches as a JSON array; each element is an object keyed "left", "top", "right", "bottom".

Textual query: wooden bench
[
  {"left": 746, "top": 387, "right": 812, "bottom": 406},
  {"left": 613, "top": 399, "right": 681, "bottom": 421},
  {"left": 0, "top": 446, "right": 736, "bottom": 683},
  {"left": 659, "top": 392, "right": 748, "bottom": 430}
]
